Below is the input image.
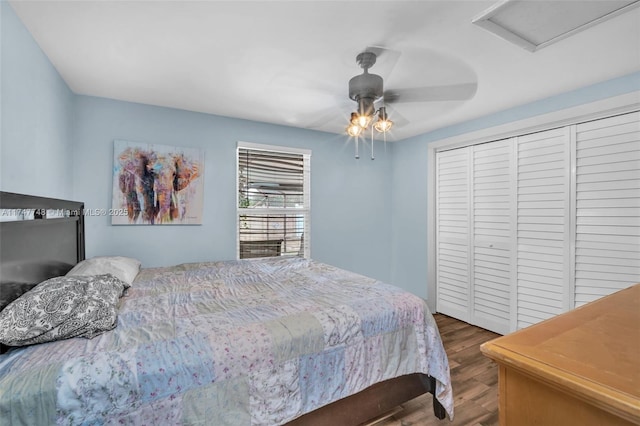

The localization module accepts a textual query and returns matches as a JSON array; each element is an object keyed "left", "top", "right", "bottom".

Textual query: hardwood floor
[{"left": 374, "top": 314, "right": 501, "bottom": 426}]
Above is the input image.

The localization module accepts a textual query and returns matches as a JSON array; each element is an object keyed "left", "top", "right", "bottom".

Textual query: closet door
[
  {"left": 516, "top": 127, "right": 571, "bottom": 330},
  {"left": 436, "top": 147, "right": 471, "bottom": 322},
  {"left": 574, "top": 111, "right": 640, "bottom": 306},
  {"left": 471, "top": 140, "right": 514, "bottom": 334},
  {"left": 434, "top": 111, "right": 639, "bottom": 334},
  {"left": 436, "top": 141, "right": 515, "bottom": 335}
]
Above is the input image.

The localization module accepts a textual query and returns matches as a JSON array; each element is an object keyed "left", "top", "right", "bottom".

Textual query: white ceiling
[{"left": 9, "top": 0, "right": 640, "bottom": 141}]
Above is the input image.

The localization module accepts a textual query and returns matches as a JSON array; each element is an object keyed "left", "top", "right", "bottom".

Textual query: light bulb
[
  {"left": 347, "top": 123, "right": 363, "bottom": 137},
  {"left": 356, "top": 114, "right": 371, "bottom": 128},
  {"left": 374, "top": 119, "right": 393, "bottom": 133}
]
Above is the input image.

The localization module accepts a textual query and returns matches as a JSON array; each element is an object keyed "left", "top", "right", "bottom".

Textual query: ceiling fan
[{"left": 345, "top": 46, "right": 477, "bottom": 158}]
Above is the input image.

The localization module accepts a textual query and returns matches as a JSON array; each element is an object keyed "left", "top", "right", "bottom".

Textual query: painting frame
[{"left": 111, "top": 140, "right": 204, "bottom": 225}]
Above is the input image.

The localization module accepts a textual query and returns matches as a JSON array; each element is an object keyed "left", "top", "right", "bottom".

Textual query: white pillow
[{"left": 66, "top": 256, "right": 141, "bottom": 287}]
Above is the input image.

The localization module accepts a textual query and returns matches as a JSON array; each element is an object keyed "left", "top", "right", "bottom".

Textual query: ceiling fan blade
[
  {"left": 384, "top": 83, "right": 477, "bottom": 103},
  {"left": 305, "top": 102, "right": 352, "bottom": 130}
]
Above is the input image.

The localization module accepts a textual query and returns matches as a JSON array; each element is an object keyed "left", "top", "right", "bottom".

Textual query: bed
[{"left": 0, "top": 191, "right": 453, "bottom": 425}]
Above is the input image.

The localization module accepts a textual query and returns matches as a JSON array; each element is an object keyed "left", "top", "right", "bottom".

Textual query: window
[{"left": 237, "top": 142, "right": 310, "bottom": 259}]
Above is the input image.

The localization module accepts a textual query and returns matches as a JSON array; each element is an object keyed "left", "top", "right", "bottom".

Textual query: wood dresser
[{"left": 481, "top": 284, "right": 640, "bottom": 426}]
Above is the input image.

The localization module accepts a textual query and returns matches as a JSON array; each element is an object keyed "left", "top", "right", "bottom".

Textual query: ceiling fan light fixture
[
  {"left": 373, "top": 106, "right": 393, "bottom": 133},
  {"left": 354, "top": 113, "right": 372, "bottom": 129},
  {"left": 347, "top": 113, "right": 364, "bottom": 137},
  {"left": 345, "top": 108, "right": 393, "bottom": 135},
  {"left": 374, "top": 118, "right": 393, "bottom": 133},
  {"left": 347, "top": 124, "right": 363, "bottom": 137}
]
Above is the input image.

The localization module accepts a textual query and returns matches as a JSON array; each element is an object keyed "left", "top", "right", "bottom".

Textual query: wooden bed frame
[{"left": 0, "top": 191, "right": 446, "bottom": 424}]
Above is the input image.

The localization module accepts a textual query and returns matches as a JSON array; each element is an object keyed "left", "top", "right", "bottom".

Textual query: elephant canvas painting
[{"left": 111, "top": 140, "right": 204, "bottom": 225}]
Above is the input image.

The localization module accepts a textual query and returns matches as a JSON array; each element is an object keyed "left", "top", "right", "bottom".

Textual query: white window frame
[{"left": 236, "top": 141, "right": 311, "bottom": 259}]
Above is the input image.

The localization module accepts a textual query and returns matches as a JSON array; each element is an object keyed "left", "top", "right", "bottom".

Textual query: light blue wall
[
  {"left": 73, "top": 96, "right": 393, "bottom": 280},
  {"left": 4, "top": 0, "right": 638, "bottom": 297},
  {"left": 0, "top": 2, "right": 75, "bottom": 199},
  {"left": 390, "top": 139, "right": 430, "bottom": 298},
  {"left": 390, "top": 71, "right": 640, "bottom": 300},
  {"left": 1, "top": 1, "right": 393, "bottom": 284}
]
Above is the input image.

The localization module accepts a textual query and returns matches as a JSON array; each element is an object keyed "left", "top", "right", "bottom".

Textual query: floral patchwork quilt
[{"left": 0, "top": 257, "right": 453, "bottom": 425}]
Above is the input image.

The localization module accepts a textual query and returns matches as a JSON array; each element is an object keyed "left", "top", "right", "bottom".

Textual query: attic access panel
[{"left": 473, "top": 0, "right": 640, "bottom": 52}]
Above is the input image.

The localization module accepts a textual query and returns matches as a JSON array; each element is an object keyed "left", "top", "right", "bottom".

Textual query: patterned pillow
[{"left": 0, "top": 274, "right": 127, "bottom": 347}]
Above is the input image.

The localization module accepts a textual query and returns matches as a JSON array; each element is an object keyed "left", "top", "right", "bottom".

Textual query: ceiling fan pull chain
[
  {"left": 383, "top": 128, "right": 387, "bottom": 154},
  {"left": 355, "top": 137, "right": 360, "bottom": 159},
  {"left": 371, "top": 125, "right": 375, "bottom": 160}
]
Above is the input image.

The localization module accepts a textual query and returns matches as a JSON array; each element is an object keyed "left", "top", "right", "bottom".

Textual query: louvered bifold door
[
  {"left": 516, "top": 127, "right": 571, "bottom": 329},
  {"left": 472, "top": 140, "right": 514, "bottom": 335},
  {"left": 436, "top": 147, "right": 471, "bottom": 322},
  {"left": 573, "top": 111, "right": 640, "bottom": 307}
]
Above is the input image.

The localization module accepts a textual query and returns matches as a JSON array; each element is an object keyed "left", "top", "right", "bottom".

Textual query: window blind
[{"left": 237, "top": 145, "right": 310, "bottom": 259}]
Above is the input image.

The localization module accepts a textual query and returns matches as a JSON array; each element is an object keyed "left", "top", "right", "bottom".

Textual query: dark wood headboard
[{"left": 0, "top": 191, "right": 85, "bottom": 310}]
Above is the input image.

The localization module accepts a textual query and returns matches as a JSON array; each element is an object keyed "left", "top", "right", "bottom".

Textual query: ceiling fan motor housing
[{"left": 349, "top": 72, "right": 383, "bottom": 115}]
